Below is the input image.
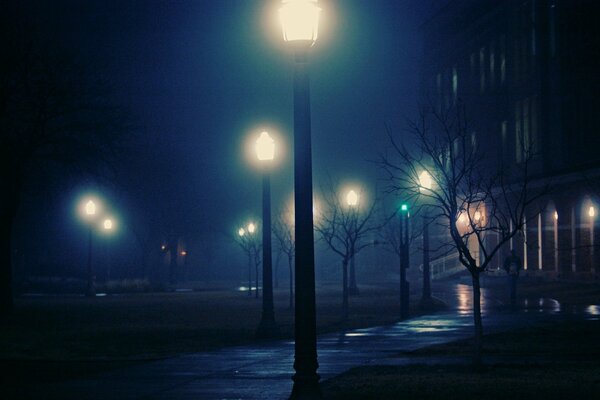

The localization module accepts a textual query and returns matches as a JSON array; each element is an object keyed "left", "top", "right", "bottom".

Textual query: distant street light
[
  {"left": 279, "top": 0, "right": 322, "bottom": 397},
  {"left": 255, "top": 131, "right": 279, "bottom": 338},
  {"left": 418, "top": 171, "right": 433, "bottom": 304},
  {"left": 101, "top": 217, "right": 116, "bottom": 281},
  {"left": 399, "top": 202, "right": 410, "bottom": 319},
  {"left": 347, "top": 189, "right": 360, "bottom": 295},
  {"left": 81, "top": 198, "right": 100, "bottom": 297}
]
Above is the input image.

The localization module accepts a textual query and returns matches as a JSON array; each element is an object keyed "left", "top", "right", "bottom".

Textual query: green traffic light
[{"left": 401, "top": 204, "right": 408, "bottom": 212}]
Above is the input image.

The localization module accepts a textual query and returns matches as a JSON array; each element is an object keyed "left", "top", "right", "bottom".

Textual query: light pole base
[
  {"left": 290, "top": 375, "right": 322, "bottom": 400},
  {"left": 256, "top": 316, "right": 280, "bottom": 339},
  {"left": 348, "top": 285, "right": 360, "bottom": 296}
]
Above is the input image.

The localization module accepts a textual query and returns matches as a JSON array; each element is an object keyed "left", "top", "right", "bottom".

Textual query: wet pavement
[{"left": 11, "top": 284, "right": 599, "bottom": 399}]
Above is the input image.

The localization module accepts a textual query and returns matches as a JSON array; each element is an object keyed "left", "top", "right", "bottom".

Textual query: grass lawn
[
  {"left": 0, "top": 283, "right": 443, "bottom": 382},
  {"left": 321, "top": 319, "right": 600, "bottom": 399}
]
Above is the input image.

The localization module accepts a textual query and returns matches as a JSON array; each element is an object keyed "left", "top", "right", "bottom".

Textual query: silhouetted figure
[{"left": 503, "top": 250, "right": 522, "bottom": 307}]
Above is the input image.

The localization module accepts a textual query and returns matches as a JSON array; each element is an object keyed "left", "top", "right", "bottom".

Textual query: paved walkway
[{"left": 13, "top": 284, "right": 596, "bottom": 399}]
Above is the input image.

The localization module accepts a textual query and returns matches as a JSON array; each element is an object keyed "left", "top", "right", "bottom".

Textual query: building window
[
  {"left": 452, "top": 67, "right": 458, "bottom": 102},
  {"left": 479, "top": 47, "right": 486, "bottom": 92},
  {"left": 523, "top": 98, "right": 530, "bottom": 157},
  {"left": 490, "top": 44, "right": 496, "bottom": 88},
  {"left": 515, "top": 100, "right": 522, "bottom": 163},
  {"left": 531, "top": 96, "right": 538, "bottom": 154},
  {"left": 500, "top": 35, "right": 506, "bottom": 83}
]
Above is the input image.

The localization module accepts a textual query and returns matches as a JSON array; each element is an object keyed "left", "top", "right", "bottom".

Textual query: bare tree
[
  {"left": 379, "top": 103, "right": 548, "bottom": 366},
  {"left": 273, "top": 206, "right": 295, "bottom": 309},
  {"left": 315, "top": 180, "right": 380, "bottom": 320},
  {"left": 234, "top": 226, "right": 261, "bottom": 298}
]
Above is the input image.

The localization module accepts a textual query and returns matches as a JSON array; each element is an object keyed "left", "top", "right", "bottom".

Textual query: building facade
[{"left": 421, "top": 0, "right": 600, "bottom": 278}]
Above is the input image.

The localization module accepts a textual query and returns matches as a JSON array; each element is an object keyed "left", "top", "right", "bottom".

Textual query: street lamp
[
  {"left": 346, "top": 189, "right": 360, "bottom": 295},
  {"left": 255, "top": 131, "right": 279, "bottom": 338},
  {"left": 280, "top": 0, "right": 322, "bottom": 397},
  {"left": 81, "top": 198, "right": 99, "bottom": 297},
  {"left": 399, "top": 202, "right": 410, "bottom": 319},
  {"left": 418, "top": 171, "right": 433, "bottom": 304},
  {"left": 101, "top": 217, "right": 116, "bottom": 281}
]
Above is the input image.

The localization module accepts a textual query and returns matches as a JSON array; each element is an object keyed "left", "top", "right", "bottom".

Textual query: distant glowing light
[
  {"left": 85, "top": 200, "right": 97, "bottom": 216},
  {"left": 103, "top": 218, "right": 113, "bottom": 230},
  {"left": 255, "top": 131, "right": 275, "bottom": 161},
  {"left": 180, "top": 251, "right": 187, "bottom": 256},
  {"left": 458, "top": 212, "right": 468, "bottom": 226},
  {"left": 554, "top": 211, "right": 559, "bottom": 221},
  {"left": 474, "top": 211, "right": 481, "bottom": 222},
  {"left": 401, "top": 204, "right": 408, "bottom": 212},
  {"left": 346, "top": 190, "right": 359, "bottom": 207},
  {"left": 589, "top": 206, "right": 596, "bottom": 218},
  {"left": 418, "top": 170, "right": 433, "bottom": 191},
  {"left": 238, "top": 228, "right": 246, "bottom": 237},
  {"left": 161, "top": 244, "right": 167, "bottom": 251},
  {"left": 279, "top": 0, "right": 321, "bottom": 44},
  {"left": 248, "top": 223, "right": 256, "bottom": 234}
]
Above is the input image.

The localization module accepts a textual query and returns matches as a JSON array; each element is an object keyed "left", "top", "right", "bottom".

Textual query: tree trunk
[
  {"left": 342, "top": 259, "right": 348, "bottom": 320},
  {"left": 472, "top": 272, "right": 483, "bottom": 368},
  {"left": 288, "top": 255, "right": 294, "bottom": 309},
  {"left": 348, "top": 243, "right": 359, "bottom": 296}
]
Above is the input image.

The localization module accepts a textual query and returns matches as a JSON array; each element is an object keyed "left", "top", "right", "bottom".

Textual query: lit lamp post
[
  {"left": 347, "top": 189, "right": 360, "bottom": 295},
  {"left": 83, "top": 199, "right": 98, "bottom": 297},
  {"left": 255, "top": 131, "right": 279, "bottom": 338},
  {"left": 102, "top": 217, "right": 115, "bottom": 281},
  {"left": 279, "top": 0, "right": 322, "bottom": 397},
  {"left": 589, "top": 206, "right": 595, "bottom": 275},
  {"left": 399, "top": 203, "right": 410, "bottom": 319},
  {"left": 248, "top": 222, "right": 259, "bottom": 297},
  {"left": 418, "top": 171, "right": 433, "bottom": 304}
]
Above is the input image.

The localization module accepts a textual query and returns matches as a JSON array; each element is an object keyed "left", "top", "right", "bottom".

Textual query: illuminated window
[
  {"left": 515, "top": 100, "right": 522, "bottom": 163},
  {"left": 452, "top": 67, "right": 458, "bottom": 102},
  {"left": 479, "top": 47, "right": 486, "bottom": 92},
  {"left": 489, "top": 44, "right": 495, "bottom": 88},
  {"left": 500, "top": 35, "right": 506, "bottom": 83}
]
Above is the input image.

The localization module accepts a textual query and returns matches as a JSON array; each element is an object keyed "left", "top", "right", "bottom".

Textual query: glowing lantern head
[
  {"left": 554, "top": 211, "right": 559, "bottom": 221},
  {"left": 419, "top": 170, "right": 433, "bottom": 191},
  {"left": 255, "top": 131, "right": 275, "bottom": 161},
  {"left": 248, "top": 223, "right": 256, "bottom": 234},
  {"left": 85, "top": 200, "right": 97, "bottom": 216},
  {"left": 346, "top": 190, "right": 359, "bottom": 207},
  {"left": 238, "top": 228, "right": 246, "bottom": 237},
  {"left": 103, "top": 218, "right": 113, "bottom": 230},
  {"left": 279, "top": 0, "right": 321, "bottom": 45},
  {"left": 589, "top": 206, "right": 596, "bottom": 218}
]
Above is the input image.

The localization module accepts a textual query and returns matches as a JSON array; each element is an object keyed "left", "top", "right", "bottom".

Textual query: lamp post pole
[
  {"left": 254, "top": 131, "right": 278, "bottom": 337},
  {"left": 86, "top": 226, "right": 95, "bottom": 297},
  {"left": 278, "top": 1, "right": 322, "bottom": 397},
  {"left": 399, "top": 205, "right": 409, "bottom": 319},
  {"left": 422, "top": 211, "right": 431, "bottom": 301},
  {"left": 291, "top": 49, "right": 320, "bottom": 398},
  {"left": 83, "top": 199, "right": 97, "bottom": 297}
]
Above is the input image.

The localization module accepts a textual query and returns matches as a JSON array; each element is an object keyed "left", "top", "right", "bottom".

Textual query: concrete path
[{"left": 11, "top": 284, "right": 597, "bottom": 399}]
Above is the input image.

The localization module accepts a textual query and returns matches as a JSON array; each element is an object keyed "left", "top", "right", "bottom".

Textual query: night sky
[{"left": 13, "top": 0, "right": 449, "bottom": 277}]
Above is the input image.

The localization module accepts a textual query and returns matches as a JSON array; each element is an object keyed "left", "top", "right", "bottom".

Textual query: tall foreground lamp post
[
  {"left": 279, "top": 0, "right": 322, "bottom": 398},
  {"left": 419, "top": 171, "right": 433, "bottom": 304},
  {"left": 255, "top": 131, "right": 279, "bottom": 338}
]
